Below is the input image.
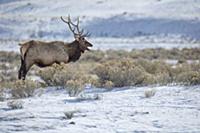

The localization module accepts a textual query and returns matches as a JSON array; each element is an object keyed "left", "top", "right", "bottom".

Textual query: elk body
[{"left": 18, "top": 16, "right": 92, "bottom": 80}]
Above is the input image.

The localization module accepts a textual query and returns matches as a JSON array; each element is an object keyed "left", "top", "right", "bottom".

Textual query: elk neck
[{"left": 65, "top": 40, "right": 82, "bottom": 62}]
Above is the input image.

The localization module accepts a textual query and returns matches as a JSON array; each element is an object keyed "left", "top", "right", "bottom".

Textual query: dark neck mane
[{"left": 65, "top": 40, "right": 81, "bottom": 62}]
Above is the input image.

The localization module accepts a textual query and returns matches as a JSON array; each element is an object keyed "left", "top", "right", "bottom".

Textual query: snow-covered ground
[
  {"left": 1, "top": 37, "right": 200, "bottom": 52},
  {"left": 0, "top": 86, "right": 200, "bottom": 133}
]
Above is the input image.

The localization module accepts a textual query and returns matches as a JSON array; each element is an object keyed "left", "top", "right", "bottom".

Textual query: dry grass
[
  {"left": 38, "top": 63, "right": 99, "bottom": 87},
  {"left": 1, "top": 80, "right": 42, "bottom": 98},
  {"left": 93, "top": 59, "right": 148, "bottom": 87},
  {"left": 65, "top": 80, "right": 84, "bottom": 97},
  {"left": 37, "top": 63, "right": 100, "bottom": 95},
  {"left": 0, "top": 48, "right": 200, "bottom": 99},
  {"left": 80, "top": 48, "right": 200, "bottom": 61},
  {"left": 0, "top": 51, "right": 20, "bottom": 63}
]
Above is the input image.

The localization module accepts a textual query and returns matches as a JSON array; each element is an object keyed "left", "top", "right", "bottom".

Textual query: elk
[{"left": 18, "top": 15, "right": 93, "bottom": 80}]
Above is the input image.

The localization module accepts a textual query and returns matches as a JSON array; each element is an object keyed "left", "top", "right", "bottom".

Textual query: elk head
[{"left": 61, "top": 15, "right": 93, "bottom": 53}]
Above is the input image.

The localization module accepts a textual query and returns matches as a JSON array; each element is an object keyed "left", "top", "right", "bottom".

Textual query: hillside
[{"left": 0, "top": 0, "right": 199, "bottom": 51}]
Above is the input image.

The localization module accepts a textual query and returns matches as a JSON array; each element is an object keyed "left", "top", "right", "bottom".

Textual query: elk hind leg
[
  {"left": 18, "top": 56, "right": 25, "bottom": 80},
  {"left": 21, "top": 59, "right": 34, "bottom": 80}
]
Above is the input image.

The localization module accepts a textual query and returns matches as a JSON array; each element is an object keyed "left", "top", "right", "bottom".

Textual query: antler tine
[
  {"left": 61, "top": 16, "right": 76, "bottom": 35},
  {"left": 67, "top": 15, "right": 77, "bottom": 34},
  {"left": 83, "top": 31, "right": 91, "bottom": 37},
  {"left": 76, "top": 17, "right": 85, "bottom": 35},
  {"left": 67, "top": 16, "right": 83, "bottom": 35},
  {"left": 76, "top": 17, "right": 81, "bottom": 34},
  {"left": 61, "top": 15, "right": 86, "bottom": 36},
  {"left": 80, "top": 29, "right": 84, "bottom": 35}
]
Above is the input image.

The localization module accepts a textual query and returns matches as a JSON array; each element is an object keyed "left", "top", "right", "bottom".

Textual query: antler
[
  {"left": 83, "top": 31, "right": 91, "bottom": 37},
  {"left": 61, "top": 15, "right": 86, "bottom": 36}
]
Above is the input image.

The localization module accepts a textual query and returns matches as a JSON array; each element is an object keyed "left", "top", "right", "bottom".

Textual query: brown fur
[{"left": 18, "top": 39, "right": 92, "bottom": 80}]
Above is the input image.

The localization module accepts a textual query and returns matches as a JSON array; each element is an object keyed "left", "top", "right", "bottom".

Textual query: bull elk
[{"left": 18, "top": 15, "right": 93, "bottom": 80}]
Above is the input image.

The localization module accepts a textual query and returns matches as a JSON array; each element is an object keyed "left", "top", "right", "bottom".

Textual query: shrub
[
  {"left": 0, "top": 69, "right": 17, "bottom": 82},
  {"left": 38, "top": 64, "right": 83, "bottom": 86},
  {"left": 144, "top": 88, "right": 156, "bottom": 98},
  {"left": 64, "top": 111, "right": 74, "bottom": 119},
  {"left": 136, "top": 59, "right": 171, "bottom": 75},
  {"left": 80, "top": 50, "right": 105, "bottom": 62},
  {"left": 0, "top": 88, "right": 5, "bottom": 101},
  {"left": 0, "top": 51, "right": 20, "bottom": 63},
  {"left": 0, "top": 62, "right": 19, "bottom": 82},
  {"left": 2, "top": 80, "right": 41, "bottom": 98},
  {"left": 94, "top": 59, "right": 149, "bottom": 87},
  {"left": 176, "top": 71, "right": 200, "bottom": 85},
  {"left": 1, "top": 49, "right": 200, "bottom": 91},
  {"left": 38, "top": 64, "right": 65, "bottom": 86},
  {"left": 104, "top": 80, "right": 114, "bottom": 89},
  {"left": 136, "top": 59, "right": 173, "bottom": 85},
  {"left": 7, "top": 100, "right": 23, "bottom": 109},
  {"left": 63, "top": 110, "right": 81, "bottom": 119},
  {"left": 141, "top": 73, "right": 156, "bottom": 85},
  {"left": 38, "top": 63, "right": 100, "bottom": 89},
  {"left": 65, "top": 80, "right": 84, "bottom": 97}
]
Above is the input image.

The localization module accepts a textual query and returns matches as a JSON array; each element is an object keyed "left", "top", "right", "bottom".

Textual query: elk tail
[{"left": 20, "top": 40, "right": 34, "bottom": 61}]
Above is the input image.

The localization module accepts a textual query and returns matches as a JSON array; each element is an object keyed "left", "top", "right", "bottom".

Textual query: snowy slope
[
  {"left": 0, "top": 0, "right": 199, "bottom": 19},
  {"left": 0, "top": 86, "right": 200, "bottom": 133},
  {"left": 0, "top": 0, "right": 200, "bottom": 45},
  {"left": 0, "top": 0, "right": 200, "bottom": 51}
]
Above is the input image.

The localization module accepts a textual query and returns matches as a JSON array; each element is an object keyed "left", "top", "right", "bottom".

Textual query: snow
[
  {"left": 0, "top": 0, "right": 200, "bottom": 51},
  {"left": 1, "top": 37, "right": 199, "bottom": 53},
  {"left": 0, "top": 0, "right": 199, "bottom": 19},
  {"left": 0, "top": 86, "right": 200, "bottom": 133}
]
